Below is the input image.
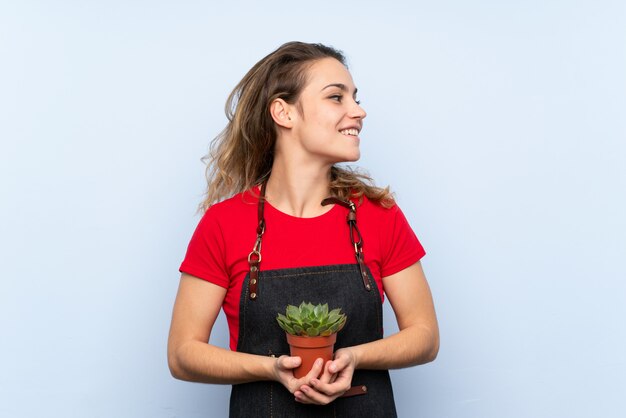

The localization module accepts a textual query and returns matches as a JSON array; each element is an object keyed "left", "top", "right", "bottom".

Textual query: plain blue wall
[{"left": 1, "top": 1, "right": 625, "bottom": 417}]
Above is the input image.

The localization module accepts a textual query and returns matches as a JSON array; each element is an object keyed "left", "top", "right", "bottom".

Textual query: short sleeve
[
  {"left": 380, "top": 204, "right": 426, "bottom": 278},
  {"left": 179, "top": 207, "right": 229, "bottom": 288}
]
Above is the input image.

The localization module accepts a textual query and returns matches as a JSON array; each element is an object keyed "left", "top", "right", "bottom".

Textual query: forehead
[{"left": 302, "top": 57, "right": 356, "bottom": 92}]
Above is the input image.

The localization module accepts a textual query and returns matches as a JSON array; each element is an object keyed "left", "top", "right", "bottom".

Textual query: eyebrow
[{"left": 321, "top": 83, "right": 358, "bottom": 96}]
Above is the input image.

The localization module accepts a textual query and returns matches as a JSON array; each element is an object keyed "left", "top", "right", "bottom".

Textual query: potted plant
[{"left": 276, "top": 302, "right": 347, "bottom": 378}]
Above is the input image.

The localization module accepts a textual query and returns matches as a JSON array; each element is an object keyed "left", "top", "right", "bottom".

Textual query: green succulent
[{"left": 276, "top": 302, "right": 347, "bottom": 337}]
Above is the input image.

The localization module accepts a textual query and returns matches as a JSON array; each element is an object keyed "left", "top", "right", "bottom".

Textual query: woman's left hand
[{"left": 294, "top": 347, "right": 357, "bottom": 405}]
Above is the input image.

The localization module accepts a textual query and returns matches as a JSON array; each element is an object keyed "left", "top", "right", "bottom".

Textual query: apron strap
[
  {"left": 321, "top": 197, "right": 372, "bottom": 292},
  {"left": 247, "top": 182, "right": 267, "bottom": 300}
]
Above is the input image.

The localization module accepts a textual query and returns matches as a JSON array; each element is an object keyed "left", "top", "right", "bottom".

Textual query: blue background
[{"left": 1, "top": 1, "right": 625, "bottom": 417}]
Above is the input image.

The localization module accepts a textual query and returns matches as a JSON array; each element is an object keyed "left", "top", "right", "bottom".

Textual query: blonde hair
[{"left": 201, "top": 41, "right": 394, "bottom": 211}]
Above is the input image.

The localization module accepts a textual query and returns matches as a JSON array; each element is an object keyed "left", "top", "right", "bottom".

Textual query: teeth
[{"left": 340, "top": 128, "right": 359, "bottom": 136}]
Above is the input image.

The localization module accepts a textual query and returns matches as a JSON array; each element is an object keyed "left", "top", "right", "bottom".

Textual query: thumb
[
  {"left": 329, "top": 351, "right": 351, "bottom": 373},
  {"left": 279, "top": 355, "right": 301, "bottom": 370}
]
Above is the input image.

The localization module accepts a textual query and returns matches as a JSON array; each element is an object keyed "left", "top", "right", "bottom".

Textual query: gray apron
[{"left": 229, "top": 186, "right": 398, "bottom": 418}]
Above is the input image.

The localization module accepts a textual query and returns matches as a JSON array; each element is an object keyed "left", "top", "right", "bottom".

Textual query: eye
[
  {"left": 329, "top": 94, "right": 343, "bottom": 102},
  {"left": 355, "top": 98, "right": 361, "bottom": 105}
]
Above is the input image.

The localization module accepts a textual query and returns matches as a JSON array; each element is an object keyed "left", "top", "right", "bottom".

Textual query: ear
[{"left": 269, "top": 98, "right": 294, "bottom": 128}]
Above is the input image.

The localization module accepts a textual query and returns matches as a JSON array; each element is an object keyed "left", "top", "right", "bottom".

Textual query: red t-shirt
[{"left": 180, "top": 188, "right": 425, "bottom": 350}]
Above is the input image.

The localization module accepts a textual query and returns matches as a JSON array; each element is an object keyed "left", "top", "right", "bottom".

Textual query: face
[{"left": 289, "top": 57, "right": 367, "bottom": 164}]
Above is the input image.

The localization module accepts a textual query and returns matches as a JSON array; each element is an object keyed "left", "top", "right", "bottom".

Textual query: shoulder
[
  {"left": 203, "top": 189, "right": 259, "bottom": 219},
  {"left": 356, "top": 195, "right": 417, "bottom": 241},
  {"left": 193, "top": 189, "right": 259, "bottom": 240},
  {"left": 355, "top": 195, "right": 402, "bottom": 220}
]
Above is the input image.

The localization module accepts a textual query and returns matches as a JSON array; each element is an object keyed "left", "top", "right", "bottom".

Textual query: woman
[{"left": 168, "top": 41, "right": 439, "bottom": 417}]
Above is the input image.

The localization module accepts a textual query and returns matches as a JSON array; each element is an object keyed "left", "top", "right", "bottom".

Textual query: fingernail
[
  {"left": 301, "top": 386, "right": 309, "bottom": 393},
  {"left": 311, "top": 379, "right": 318, "bottom": 386},
  {"left": 316, "top": 359, "right": 323, "bottom": 366}
]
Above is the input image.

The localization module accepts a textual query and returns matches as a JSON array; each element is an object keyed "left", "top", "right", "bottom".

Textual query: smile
[{"left": 339, "top": 128, "right": 360, "bottom": 136}]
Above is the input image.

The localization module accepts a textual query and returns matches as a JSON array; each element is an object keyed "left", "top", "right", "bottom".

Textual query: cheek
[
  {"left": 302, "top": 111, "right": 327, "bottom": 132},
  {"left": 312, "top": 109, "right": 338, "bottom": 129}
]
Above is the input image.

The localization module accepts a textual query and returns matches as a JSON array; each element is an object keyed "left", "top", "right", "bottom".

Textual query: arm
[
  {"left": 167, "top": 274, "right": 324, "bottom": 387},
  {"left": 295, "top": 261, "right": 439, "bottom": 404},
  {"left": 349, "top": 260, "right": 439, "bottom": 368}
]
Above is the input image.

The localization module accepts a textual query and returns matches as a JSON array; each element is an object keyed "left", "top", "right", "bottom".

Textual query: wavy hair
[{"left": 201, "top": 41, "right": 394, "bottom": 211}]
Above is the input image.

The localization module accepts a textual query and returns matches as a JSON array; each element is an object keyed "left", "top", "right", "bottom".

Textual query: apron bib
[{"left": 229, "top": 186, "right": 398, "bottom": 418}]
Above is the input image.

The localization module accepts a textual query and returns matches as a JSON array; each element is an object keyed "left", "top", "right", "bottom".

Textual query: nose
[{"left": 350, "top": 99, "right": 367, "bottom": 120}]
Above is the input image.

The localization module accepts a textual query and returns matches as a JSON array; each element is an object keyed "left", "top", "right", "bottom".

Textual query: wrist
[{"left": 263, "top": 355, "right": 279, "bottom": 381}]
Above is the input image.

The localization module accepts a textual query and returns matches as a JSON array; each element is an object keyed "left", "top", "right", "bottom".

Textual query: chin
[
  {"left": 321, "top": 148, "right": 361, "bottom": 164},
  {"left": 345, "top": 154, "right": 360, "bottom": 162},
  {"left": 345, "top": 150, "right": 361, "bottom": 162},
  {"left": 329, "top": 152, "right": 360, "bottom": 164}
]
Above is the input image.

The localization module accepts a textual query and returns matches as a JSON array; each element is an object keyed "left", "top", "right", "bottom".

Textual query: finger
[
  {"left": 296, "top": 385, "right": 334, "bottom": 405},
  {"left": 309, "top": 361, "right": 340, "bottom": 392},
  {"left": 293, "top": 390, "right": 306, "bottom": 403},
  {"left": 301, "top": 358, "right": 324, "bottom": 382},
  {"left": 317, "top": 361, "right": 335, "bottom": 384},
  {"left": 328, "top": 355, "right": 350, "bottom": 374},
  {"left": 294, "top": 388, "right": 319, "bottom": 404},
  {"left": 310, "top": 371, "right": 351, "bottom": 397},
  {"left": 326, "top": 360, "right": 338, "bottom": 384},
  {"left": 328, "top": 351, "right": 354, "bottom": 373},
  {"left": 277, "top": 355, "right": 301, "bottom": 371}
]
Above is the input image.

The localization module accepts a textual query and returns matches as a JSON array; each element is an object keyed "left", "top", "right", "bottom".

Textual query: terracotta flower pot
[{"left": 286, "top": 333, "right": 337, "bottom": 378}]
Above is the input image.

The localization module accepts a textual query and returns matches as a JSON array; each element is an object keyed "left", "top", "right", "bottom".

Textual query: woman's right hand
[{"left": 272, "top": 355, "right": 325, "bottom": 395}]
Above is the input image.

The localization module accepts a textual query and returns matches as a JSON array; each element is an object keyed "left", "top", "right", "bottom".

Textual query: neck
[{"left": 265, "top": 158, "right": 332, "bottom": 218}]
